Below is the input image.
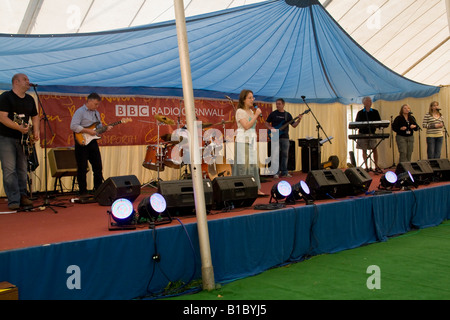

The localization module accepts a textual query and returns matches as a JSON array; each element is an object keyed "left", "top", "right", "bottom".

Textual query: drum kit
[{"left": 142, "top": 114, "right": 233, "bottom": 187}]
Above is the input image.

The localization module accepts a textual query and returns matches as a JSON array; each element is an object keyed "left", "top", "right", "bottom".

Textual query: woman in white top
[{"left": 233, "top": 89, "right": 265, "bottom": 196}]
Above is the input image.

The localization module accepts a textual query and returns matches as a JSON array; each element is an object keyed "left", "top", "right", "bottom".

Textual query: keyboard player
[{"left": 354, "top": 97, "right": 383, "bottom": 173}]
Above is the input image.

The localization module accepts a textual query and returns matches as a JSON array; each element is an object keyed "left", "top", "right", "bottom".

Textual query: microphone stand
[
  {"left": 32, "top": 85, "right": 66, "bottom": 213},
  {"left": 389, "top": 115, "right": 396, "bottom": 168},
  {"left": 409, "top": 113, "right": 422, "bottom": 160},
  {"left": 443, "top": 120, "right": 449, "bottom": 159},
  {"left": 302, "top": 96, "right": 330, "bottom": 170}
]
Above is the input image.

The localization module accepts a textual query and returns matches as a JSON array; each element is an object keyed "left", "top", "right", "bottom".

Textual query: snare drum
[
  {"left": 143, "top": 144, "right": 164, "bottom": 171},
  {"left": 164, "top": 143, "right": 183, "bottom": 169}
]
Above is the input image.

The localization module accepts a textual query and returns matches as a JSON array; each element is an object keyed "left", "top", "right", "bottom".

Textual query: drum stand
[{"left": 142, "top": 122, "right": 165, "bottom": 189}]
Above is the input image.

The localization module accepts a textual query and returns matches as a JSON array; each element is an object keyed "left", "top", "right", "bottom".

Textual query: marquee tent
[{"left": 0, "top": 0, "right": 442, "bottom": 104}]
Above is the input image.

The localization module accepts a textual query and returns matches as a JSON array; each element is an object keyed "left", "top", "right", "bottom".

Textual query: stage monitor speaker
[
  {"left": 48, "top": 147, "right": 78, "bottom": 178},
  {"left": 345, "top": 167, "right": 372, "bottom": 195},
  {"left": 396, "top": 161, "right": 434, "bottom": 185},
  {"left": 306, "top": 169, "right": 351, "bottom": 199},
  {"left": 95, "top": 175, "right": 141, "bottom": 206},
  {"left": 418, "top": 159, "right": 450, "bottom": 181},
  {"left": 158, "top": 179, "right": 213, "bottom": 216},
  {"left": 212, "top": 175, "right": 258, "bottom": 209}
]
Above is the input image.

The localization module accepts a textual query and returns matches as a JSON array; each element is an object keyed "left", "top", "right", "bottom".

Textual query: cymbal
[
  {"left": 213, "top": 120, "right": 234, "bottom": 126},
  {"left": 155, "top": 114, "right": 175, "bottom": 125},
  {"left": 202, "top": 122, "right": 213, "bottom": 128}
]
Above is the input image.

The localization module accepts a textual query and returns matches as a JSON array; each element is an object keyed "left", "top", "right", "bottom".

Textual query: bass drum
[
  {"left": 143, "top": 144, "right": 164, "bottom": 171},
  {"left": 164, "top": 143, "right": 183, "bottom": 169}
]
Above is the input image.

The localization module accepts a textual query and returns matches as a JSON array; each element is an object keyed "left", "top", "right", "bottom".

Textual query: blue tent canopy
[{"left": 0, "top": 0, "right": 439, "bottom": 104}]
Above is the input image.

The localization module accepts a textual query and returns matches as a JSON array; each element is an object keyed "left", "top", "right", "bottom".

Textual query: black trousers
[{"left": 74, "top": 140, "right": 103, "bottom": 193}]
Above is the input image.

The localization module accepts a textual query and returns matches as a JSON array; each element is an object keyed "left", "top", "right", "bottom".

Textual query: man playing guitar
[
  {"left": 265, "top": 98, "right": 303, "bottom": 178},
  {"left": 0, "top": 73, "right": 40, "bottom": 210},
  {"left": 70, "top": 93, "right": 112, "bottom": 196}
]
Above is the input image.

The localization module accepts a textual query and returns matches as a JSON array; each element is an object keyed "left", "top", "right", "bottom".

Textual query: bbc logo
[{"left": 115, "top": 105, "right": 149, "bottom": 117}]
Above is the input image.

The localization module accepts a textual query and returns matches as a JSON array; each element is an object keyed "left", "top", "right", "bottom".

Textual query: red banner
[{"left": 37, "top": 95, "right": 272, "bottom": 148}]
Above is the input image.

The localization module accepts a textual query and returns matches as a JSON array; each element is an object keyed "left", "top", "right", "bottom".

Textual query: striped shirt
[{"left": 422, "top": 113, "right": 444, "bottom": 137}]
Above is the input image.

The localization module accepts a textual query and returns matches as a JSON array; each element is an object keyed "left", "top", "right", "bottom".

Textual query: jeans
[
  {"left": 279, "top": 138, "right": 290, "bottom": 176},
  {"left": 396, "top": 135, "right": 414, "bottom": 163},
  {"left": 74, "top": 140, "right": 104, "bottom": 193},
  {"left": 426, "top": 136, "right": 443, "bottom": 159},
  {"left": 0, "top": 136, "right": 28, "bottom": 205}
]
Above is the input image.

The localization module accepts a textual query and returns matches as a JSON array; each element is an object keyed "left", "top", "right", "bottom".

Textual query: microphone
[
  {"left": 408, "top": 111, "right": 413, "bottom": 115},
  {"left": 29, "top": 83, "right": 38, "bottom": 87},
  {"left": 253, "top": 103, "right": 263, "bottom": 117},
  {"left": 225, "top": 95, "right": 232, "bottom": 101},
  {"left": 301, "top": 95, "right": 306, "bottom": 100},
  {"left": 437, "top": 108, "right": 442, "bottom": 111}
]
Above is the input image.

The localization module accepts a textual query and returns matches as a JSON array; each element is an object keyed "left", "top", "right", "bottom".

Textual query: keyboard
[
  {"left": 348, "top": 120, "right": 390, "bottom": 130},
  {"left": 348, "top": 133, "right": 390, "bottom": 140}
]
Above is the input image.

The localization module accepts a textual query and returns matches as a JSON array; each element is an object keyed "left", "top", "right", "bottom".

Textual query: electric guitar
[
  {"left": 269, "top": 109, "right": 310, "bottom": 139},
  {"left": 75, "top": 118, "right": 132, "bottom": 146},
  {"left": 13, "top": 113, "right": 39, "bottom": 169},
  {"left": 13, "top": 113, "right": 35, "bottom": 150}
]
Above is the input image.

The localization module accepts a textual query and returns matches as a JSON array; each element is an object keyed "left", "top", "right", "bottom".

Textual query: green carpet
[{"left": 167, "top": 222, "right": 450, "bottom": 300}]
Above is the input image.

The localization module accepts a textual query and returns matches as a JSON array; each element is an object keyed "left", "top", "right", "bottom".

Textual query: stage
[{"left": 0, "top": 169, "right": 449, "bottom": 300}]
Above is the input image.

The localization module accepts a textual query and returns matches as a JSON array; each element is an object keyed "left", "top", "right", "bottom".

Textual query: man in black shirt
[
  {"left": 265, "top": 98, "right": 302, "bottom": 178},
  {"left": 355, "top": 96, "right": 382, "bottom": 172},
  {"left": 0, "top": 73, "right": 40, "bottom": 210}
]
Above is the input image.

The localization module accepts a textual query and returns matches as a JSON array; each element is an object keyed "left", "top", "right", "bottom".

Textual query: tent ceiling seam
[
  {"left": 18, "top": 0, "right": 44, "bottom": 34},
  {"left": 77, "top": 0, "right": 95, "bottom": 34},
  {"left": 310, "top": 4, "right": 338, "bottom": 98},
  {"left": 401, "top": 36, "right": 449, "bottom": 76},
  {"left": 128, "top": 0, "right": 147, "bottom": 28}
]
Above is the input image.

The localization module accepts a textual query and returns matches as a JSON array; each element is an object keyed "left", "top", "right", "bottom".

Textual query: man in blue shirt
[
  {"left": 70, "top": 93, "right": 111, "bottom": 196},
  {"left": 355, "top": 96, "right": 382, "bottom": 172}
]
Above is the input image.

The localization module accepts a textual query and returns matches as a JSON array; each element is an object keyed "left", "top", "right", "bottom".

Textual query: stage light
[
  {"left": 288, "top": 180, "right": 314, "bottom": 205},
  {"left": 379, "top": 171, "right": 397, "bottom": 189},
  {"left": 270, "top": 180, "right": 292, "bottom": 203},
  {"left": 108, "top": 198, "right": 136, "bottom": 230},
  {"left": 395, "top": 171, "right": 416, "bottom": 189},
  {"left": 137, "top": 193, "right": 172, "bottom": 226}
]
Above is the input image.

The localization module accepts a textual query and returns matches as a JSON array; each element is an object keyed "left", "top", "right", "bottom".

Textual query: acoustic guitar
[{"left": 75, "top": 118, "right": 132, "bottom": 146}]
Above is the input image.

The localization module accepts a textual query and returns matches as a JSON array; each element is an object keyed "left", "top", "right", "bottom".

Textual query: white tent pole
[{"left": 173, "top": 0, "right": 215, "bottom": 291}]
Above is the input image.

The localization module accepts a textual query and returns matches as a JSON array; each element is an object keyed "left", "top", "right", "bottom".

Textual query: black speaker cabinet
[
  {"left": 306, "top": 169, "right": 351, "bottom": 199},
  {"left": 212, "top": 175, "right": 258, "bottom": 209},
  {"left": 345, "top": 167, "right": 372, "bottom": 195},
  {"left": 94, "top": 175, "right": 141, "bottom": 206},
  {"left": 299, "top": 139, "right": 320, "bottom": 173},
  {"left": 418, "top": 159, "right": 450, "bottom": 181},
  {"left": 266, "top": 140, "right": 296, "bottom": 172},
  {"left": 396, "top": 161, "right": 434, "bottom": 184},
  {"left": 158, "top": 179, "right": 213, "bottom": 215},
  {"left": 48, "top": 147, "right": 78, "bottom": 178}
]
